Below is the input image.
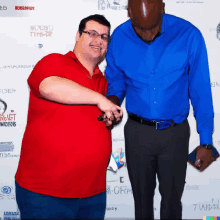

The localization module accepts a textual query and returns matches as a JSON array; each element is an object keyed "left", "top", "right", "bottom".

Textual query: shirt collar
[
  {"left": 160, "top": 14, "right": 166, "bottom": 34},
  {"left": 66, "top": 51, "right": 102, "bottom": 76}
]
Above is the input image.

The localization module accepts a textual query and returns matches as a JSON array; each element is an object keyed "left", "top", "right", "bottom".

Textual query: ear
[
  {"left": 127, "top": 6, "right": 132, "bottom": 18},
  {"left": 162, "top": 2, "right": 165, "bottom": 14},
  {"left": 76, "top": 31, "right": 80, "bottom": 42},
  {"left": 127, "top": 0, "right": 132, "bottom": 18}
]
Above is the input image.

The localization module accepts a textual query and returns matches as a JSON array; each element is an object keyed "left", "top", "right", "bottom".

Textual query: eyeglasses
[{"left": 81, "top": 30, "right": 110, "bottom": 42}]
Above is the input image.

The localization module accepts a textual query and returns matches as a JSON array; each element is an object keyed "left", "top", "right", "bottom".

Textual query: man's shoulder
[
  {"left": 39, "top": 53, "right": 64, "bottom": 63},
  {"left": 35, "top": 53, "right": 66, "bottom": 68},
  {"left": 111, "top": 19, "right": 131, "bottom": 37},
  {"left": 165, "top": 14, "right": 200, "bottom": 34}
]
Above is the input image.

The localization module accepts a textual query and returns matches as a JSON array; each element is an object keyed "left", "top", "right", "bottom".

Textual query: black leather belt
[{"left": 129, "top": 114, "right": 176, "bottom": 130}]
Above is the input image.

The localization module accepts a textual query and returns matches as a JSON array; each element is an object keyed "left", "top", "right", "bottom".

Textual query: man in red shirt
[{"left": 15, "top": 14, "right": 123, "bottom": 220}]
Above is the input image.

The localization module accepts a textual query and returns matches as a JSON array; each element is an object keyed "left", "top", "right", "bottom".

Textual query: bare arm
[
  {"left": 107, "top": 95, "right": 120, "bottom": 106},
  {"left": 39, "top": 76, "right": 123, "bottom": 118}
]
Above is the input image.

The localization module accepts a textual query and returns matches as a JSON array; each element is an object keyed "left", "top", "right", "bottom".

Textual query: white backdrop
[{"left": 0, "top": 0, "right": 220, "bottom": 219}]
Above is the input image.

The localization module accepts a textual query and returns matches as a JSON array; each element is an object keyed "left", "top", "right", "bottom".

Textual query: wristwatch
[{"left": 201, "top": 144, "right": 212, "bottom": 149}]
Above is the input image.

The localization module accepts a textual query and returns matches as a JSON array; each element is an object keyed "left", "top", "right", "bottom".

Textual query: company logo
[
  {"left": 106, "top": 207, "right": 118, "bottom": 211},
  {"left": 15, "top": 6, "right": 34, "bottom": 10},
  {"left": 185, "top": 184, "right": 200, "bottom": 190},
  {"left": 1, "top": 186, "right": 12, "bottom": 195},
  {"left": 30, "top": 25, "right": 54, "bottom": 37},
  {"left": 3, "top": 211, "right": 20, "bottom": 219},
  {"left": 98, "top": 0, "right": 127, "bottom": 10},
  {"left": 107, "top": 148, "right": 125, "bottom": 173},
  {"left": 176, "top": 0, "right": 204, "bottom": 3},
  {"left": 211, "top": 82, "right": 220, "bottom": 87},
  {"left": 0, "top": 186, "right": 15, "bottom": 200},
  {"left": 0, "top": 99, "right": 7, "bottom": 115},
  {"left": 209, "top": 23, "right": 220, "bottom": 41},
  {"left": 0, "top": 111, "right": 16, "bottom": 127},
  {"left": 0, "top": 65, "right": 35, "bottom": 72},
  {"left": 38, "top": 44, "right": 43, "bottom": 49},
  {"left": 0, "top": 5, "right": 7, "bottom": 10},
  {"left": 0, "top": 142, "right": 19, "bottom": 159},
  {"left": 0, "top": 142, "right": 14, "bottom": 152},
  {"left": 112, "top": 138, "right": 124, "bottom": 142},
  {"left": 0, "top": 99, "right": 17, "bottom": 127},
  {"left": 217, "top": 23, "right": 220, "bottom": 41},
  {"left": 203, "top": 217, "right": 220, "bottom": 220},
  {"left": 107, "top": 185, "right": 132, "bottom": 195},
  {"left": 0, "top": 88, "right": 16, "bottom": 94},
  {"left": 193, "top": 198, "right": 219, "bottom": 211}
]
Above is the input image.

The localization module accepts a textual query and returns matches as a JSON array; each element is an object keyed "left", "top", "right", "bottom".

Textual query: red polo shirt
[{"left": 15, "top": 51, "right": 111, "bottom": 198}]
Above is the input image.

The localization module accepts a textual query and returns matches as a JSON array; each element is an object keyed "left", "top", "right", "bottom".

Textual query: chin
[{"left": 90, "top": 54, "right": 103, "bottom": 63}]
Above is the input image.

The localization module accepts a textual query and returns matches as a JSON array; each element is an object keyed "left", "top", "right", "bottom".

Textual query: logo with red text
[
  {"left": 0, "top": 99, "right": 16, "bottom": 127},
  {"left": 30, "top": 25, "right": 54, "bottom": 37},
  {"left": 15, "top": 6, "right": 35, "bottom": 10}
]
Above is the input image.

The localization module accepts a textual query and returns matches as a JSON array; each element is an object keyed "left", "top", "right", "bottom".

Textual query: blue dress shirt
[{"left": 105, "top": 14, "right": 214, "bottom": 145}]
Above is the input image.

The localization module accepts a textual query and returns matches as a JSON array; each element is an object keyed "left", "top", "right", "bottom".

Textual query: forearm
[
  {"left": 107, "top": 95, "right": 120, "bottom": 106},
  {"left": 39, "top": 76, "right": 103, "bottom": 105}
]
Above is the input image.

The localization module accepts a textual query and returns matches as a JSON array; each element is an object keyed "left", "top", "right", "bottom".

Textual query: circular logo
[
  {"left": 0, "top": 99, "right": 7, "bottom": 115},
  {"left": 217, "top": 23, "right": 220, "bottom": 41},
  {"left": 38, "top": 44, "right": 43, "bottom": 49},
  {"left": 1, "top": 186, "right": 12, "bottom": 194}
]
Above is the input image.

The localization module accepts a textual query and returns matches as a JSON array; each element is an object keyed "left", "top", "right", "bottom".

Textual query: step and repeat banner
[{"left": 0, "top": 0, "right": 220, "bottom": 219}]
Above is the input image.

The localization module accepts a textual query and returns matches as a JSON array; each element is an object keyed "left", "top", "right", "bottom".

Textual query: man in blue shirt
[{"left": 104, "top": 0, "right": 214, "bottom": 219}]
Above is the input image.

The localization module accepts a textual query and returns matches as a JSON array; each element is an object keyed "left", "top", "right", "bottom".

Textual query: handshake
[{"left": 96, "top": 95, "right": 123, "bottom": 129}]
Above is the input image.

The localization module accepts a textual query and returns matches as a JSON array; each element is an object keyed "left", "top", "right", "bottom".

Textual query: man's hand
[
  {"left": 97, "top": 95, "right": 123, "bottom": 128},
  {"left": 194, "top": 145, "right": 215, "bottom": 171},
  {"left": 98, "top": 95, "right": 123, "bottom": 130}
]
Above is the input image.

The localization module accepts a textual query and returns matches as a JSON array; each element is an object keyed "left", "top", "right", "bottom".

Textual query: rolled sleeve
[{"left": 188, "top": 30, "right": 214, "bottom": 145}]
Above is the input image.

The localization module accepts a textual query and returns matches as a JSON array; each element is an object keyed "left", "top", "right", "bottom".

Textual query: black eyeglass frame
[{"left": 80, "top": 30, "right": 111, "bottom": 42}]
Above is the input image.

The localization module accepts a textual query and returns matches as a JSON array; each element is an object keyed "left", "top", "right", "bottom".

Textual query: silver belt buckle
[{"left": 153, "top": 121, "right": 159, "bottom": 130}]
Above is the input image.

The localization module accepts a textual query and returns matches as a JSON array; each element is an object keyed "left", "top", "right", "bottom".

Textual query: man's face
[
  {"left": 76, "top": 20, "right": 109, "bottom": 63},
  {"left": 128, "top": 0, "right": 164, "bottom": 30}
]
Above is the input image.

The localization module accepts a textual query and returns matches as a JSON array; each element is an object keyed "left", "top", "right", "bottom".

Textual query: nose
[{"left": 92, "top": 35, "right": 103, "bottom": 44}]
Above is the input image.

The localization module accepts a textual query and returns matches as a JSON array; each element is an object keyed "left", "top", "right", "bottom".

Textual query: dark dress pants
[{"left": 124, "top": 118, "right": 190, "bottom": 220}]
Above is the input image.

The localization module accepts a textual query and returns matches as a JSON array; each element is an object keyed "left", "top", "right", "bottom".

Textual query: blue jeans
[{"left": 15, "top": 181, "right": 106, "bottom": 219}]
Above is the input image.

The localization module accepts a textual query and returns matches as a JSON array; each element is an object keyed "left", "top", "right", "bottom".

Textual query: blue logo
[
  {"left": 0, "top": 142, "right": 14, "bottom": 152},
  {"left": 98, "top": 0, "right": 127, "bottom": 10},
  {"left": 38, "top": 44, "right": 43, "bottom": 49},
  {"left": 107, "top": 148, "right": 125, "bottom": 173},
  {"left": 4, "top": 212, "right": 20, "bottom": 220},
  {"left": 1, "top": 186, "right": 12, "bottom": 194}
]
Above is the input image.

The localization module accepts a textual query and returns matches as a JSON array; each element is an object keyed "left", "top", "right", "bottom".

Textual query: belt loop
[
  {"left": 140, "top": 118, "right": 143, "bottom": 123},
  {"left": 156, "top": 122, "right": 158, "bottom": 130}
]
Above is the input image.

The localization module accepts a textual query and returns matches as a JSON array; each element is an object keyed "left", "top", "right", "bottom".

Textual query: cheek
[{"left": 102, "top": 46, "right": 108, "bottom": 54}]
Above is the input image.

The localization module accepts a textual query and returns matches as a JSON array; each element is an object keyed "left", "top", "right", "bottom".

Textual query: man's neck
[{"left": 73, "top": 48, "right": 96, "bottom": 76}]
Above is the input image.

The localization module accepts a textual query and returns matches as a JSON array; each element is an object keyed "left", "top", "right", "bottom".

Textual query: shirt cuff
[{"left": 199, "top": 131, "right": 213, "bottom": 145}]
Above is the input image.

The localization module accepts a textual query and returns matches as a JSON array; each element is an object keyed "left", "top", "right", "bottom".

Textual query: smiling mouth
[{"left": 90, "top": 46, "right": 101, "bottom": 51}]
